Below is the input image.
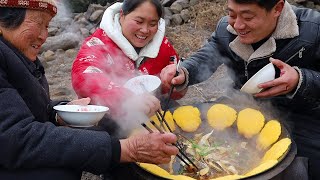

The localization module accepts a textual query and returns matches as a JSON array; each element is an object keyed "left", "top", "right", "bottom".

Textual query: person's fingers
[
  {"left": 56, "top": 115, "right": 68, "bottom": 126},
  {"left": 124, "top": 132, "right": 179, "bottom": 164},
  {"left": 255, "top": 84, "right": 288, "bottom": 98},
  {"left": 258, "top": 79, "right": 279, "bottom": 89},
  {"left": 270, "top": 58, "right": 285, "bottom": 69},
  {"left": 161, "top": 133, "right": 178, "bottom": 144},
  {"left": 160, "top": 64, "right": 177, "bottom": 86},
  {"left": 171, "top": 71, "right": 185, "bottom": 85},
  {"left": 140, "top": 95, "right": 160, "bottom": 116},
  {"left": 257, "top": 60, "right": 299, "bottom": 98},
  {"left": 67, "top": 97, "right": 91, "bottom": 105}
]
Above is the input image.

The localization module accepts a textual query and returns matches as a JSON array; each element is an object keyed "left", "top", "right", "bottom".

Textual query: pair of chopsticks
[
  {"left": 161, "top": 60, "right": 182, "bottom": 123},
  {"left": 138, "top": 60, "right": 198, "bottom": 168},
  {"left": 141, "top": 121, "right": 198, "bottom": 169}
]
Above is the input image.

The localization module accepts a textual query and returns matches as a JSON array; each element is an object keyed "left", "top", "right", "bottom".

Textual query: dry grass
[{"left": 166, "top": 0, "right": 227, "bottom": 57}]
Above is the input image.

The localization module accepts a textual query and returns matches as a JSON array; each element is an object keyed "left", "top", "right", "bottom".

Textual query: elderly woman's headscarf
[{"left": 0, "top": 0, "right": 57, "bottom": 16}]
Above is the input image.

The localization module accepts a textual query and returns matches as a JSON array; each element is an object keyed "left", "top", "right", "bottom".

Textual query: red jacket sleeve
[{"left": 71, "top": 30, "right": 133, "bottom": 117}]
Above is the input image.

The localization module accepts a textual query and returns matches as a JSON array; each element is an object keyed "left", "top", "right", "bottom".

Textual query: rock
[
  {"left": 68, "top": 0, "right": 91, "bottom": 13},
  {"left": 180, "top": 9, "right": 190, "bottom": 22},
  {"left": 74, "top": 13, "right": 84, "bottom": 21},
  {"left": 80, "top": 28, "right": 90, "bottom": 37},
  {"left": 170, "top": 2, "right": 183, "bottom": 14},
  {"left": 48, "top": 27, "right": 59, "bottom": 37},
  {"left": 65, "top": 49, "right": 79, "bottom": 59},
  {"left": 305, "top": 1, "right": 315, "bottom": 8},
  {"left": 41, "top": 32, "right": 81, "bottom": 53},
  {"left": 172, "top": 14, "right": 183, "bottom": 25},
  {"left": 85, "top": 4, "right": 105, "bottom": 20},
  {"left": 189, "top": 0, "right": 199, "bottom": 6},
  {"left": 162, "top": 0, "right": 176, "bottom": 7},
  {"left": 163, "top": 7, "right": 173, "bottom": 19},
  {"left": 43, "top": 50, "right": 56, "bottom": 62},
  {"left": 164, "top": 18, "right": 171, "bottom": 26},
  {"left": 175, "top": 0, "right": 190, "bottom": 9},
  {"left": 77, "top": 17, "right": 91, "bottom": 26},
  {"left": 90, "top": 27, "right": 97, "bottom": 34},
  {"left": 89, "top": 9, "right": 104, "bottom": 22},
  {"left": 294, "top": 0, "right": 307, "bottom": 3}
]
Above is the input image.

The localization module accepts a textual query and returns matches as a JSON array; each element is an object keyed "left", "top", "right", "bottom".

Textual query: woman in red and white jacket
[{"left": 72, "top": 0, "right": 184, "bottom": 119}]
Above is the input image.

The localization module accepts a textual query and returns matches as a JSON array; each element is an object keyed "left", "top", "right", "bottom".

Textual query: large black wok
[{"left": 133, "top": 97, "right": 297, "bottom": 180}]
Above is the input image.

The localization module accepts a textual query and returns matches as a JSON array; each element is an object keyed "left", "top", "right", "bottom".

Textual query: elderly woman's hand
[
  {"left": 120, "top": 132, "right": 179, "bottom": 164},
  {"left": 255, "top": 58, "right": 299, "bottom": 98},
  {"left": 56, "top": 97, "right": 91, "bottom": 126},
  {"left": 160, "top": 64, "right": 186, "bottom": 94},
  {"left": 67, "top": 97, "right": 91, "bottom": 105}
]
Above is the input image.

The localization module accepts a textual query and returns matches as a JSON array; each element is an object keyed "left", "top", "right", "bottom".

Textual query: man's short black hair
[{"left": 234, "top": 0, "right": 282, "bottom": 11}]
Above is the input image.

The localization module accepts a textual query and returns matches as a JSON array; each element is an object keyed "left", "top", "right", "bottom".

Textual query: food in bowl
[
  {"left": 124, "top": 75, "right": 161, "bottom": 95},
  {"left": 53, "top": 105, "right": 109, "bottom": 127}
]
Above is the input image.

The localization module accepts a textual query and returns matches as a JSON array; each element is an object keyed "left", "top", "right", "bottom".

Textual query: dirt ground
[{"left": 167, "top": 0, "right": 227, "bottom": 57}]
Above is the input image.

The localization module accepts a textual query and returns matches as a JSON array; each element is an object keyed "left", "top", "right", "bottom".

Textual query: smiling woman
[
  {"left": 71, "top": 0, "right": 185, "bottom": 120},
  {"left": 1, "top": 10, "right": 51, "bottom": 61}
]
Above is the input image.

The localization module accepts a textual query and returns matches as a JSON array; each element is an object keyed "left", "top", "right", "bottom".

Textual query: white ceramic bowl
[
  {"left": 240, "top": 63, "right": 276, "bottom": 94},
  {"left": 53, "top": 105, "right": 109, "bottom": 127},
  {"left": 124, "top": 75, "right": 161, "bottom": 95}
]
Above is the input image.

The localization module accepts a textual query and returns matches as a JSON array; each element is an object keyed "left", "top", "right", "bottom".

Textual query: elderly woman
[
  {"left": 0, "top": 1, "right": 178, "bottom": 179},
  {"left": 72, "top": 0, "right": 185, "bottom": 119}
]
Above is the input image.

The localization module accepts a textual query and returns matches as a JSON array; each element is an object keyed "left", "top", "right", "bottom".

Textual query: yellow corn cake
[
  {"left": 173, "top": 106, "right": 201, "bottom": 132},
  {"left": 257, "top": 120, "right": 281, "bottom": 150},
  {"left": 207, "top": 104, "right": 237, "bottom": 130},
  {"left": 237, "top": 108, "right": 265, "bottom": 138},
  {"left": 262, "top": 138, "right": 291, "bottom": 162}
]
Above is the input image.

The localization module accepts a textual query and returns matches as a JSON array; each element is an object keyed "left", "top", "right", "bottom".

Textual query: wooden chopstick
[
  {"left": 155, "top": 110, "right": 173, "bottom": 133},
  {"left": 141, "top": 123, "right": 153, "bottom": 133},
  {"left": 161, "top": 60, "right": 181, "bottom": 131},
  {"left": 150, "top": 120, "right": 164, "bottom": 133}
]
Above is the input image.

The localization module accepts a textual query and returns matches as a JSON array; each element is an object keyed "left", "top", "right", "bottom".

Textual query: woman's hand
[
  {"left": 123, "top": 94, "right": 161, "bottom": 117},
  {"left": 160, "top": 64, "right": 186, "bottom": 94},
  {"left": 120, "top": 132, "right": 179, "bottom": 164},
  {"left": 255, "top": 58, "right": 299, "bottom": 98}
]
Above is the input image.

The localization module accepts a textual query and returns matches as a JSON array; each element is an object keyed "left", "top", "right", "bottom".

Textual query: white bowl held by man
[
  {"left": 53, "top": 105, "right": 109, "bottom": 127},
  {"left": 240, "top": 63, "right": 276, "bottom": 94},
  {"left": 124, "top": 75, "right": 161, "bottom": 96}
]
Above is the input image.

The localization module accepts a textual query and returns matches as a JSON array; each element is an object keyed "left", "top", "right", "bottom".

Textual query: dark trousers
[{"left": 0, "top": 168, "right": 81, "bottom": 180}]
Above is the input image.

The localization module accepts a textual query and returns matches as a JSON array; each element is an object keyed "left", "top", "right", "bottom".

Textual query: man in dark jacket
[{"left": 161, "top": 0, "right": 320, "bottom": 179}]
